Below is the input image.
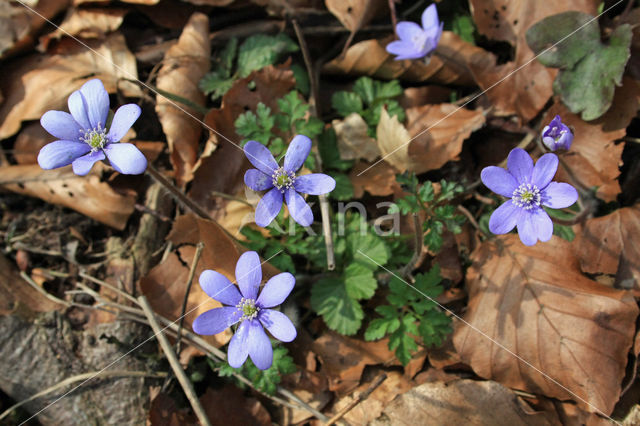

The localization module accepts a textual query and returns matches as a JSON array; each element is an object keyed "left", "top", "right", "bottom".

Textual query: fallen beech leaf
[
  {"left": 13, "top": 122, "right": 49, "bottom": 164},
  {"left": 548, "top": 78, "right": 640, "bottom": 201},
  {"left": 453, "top": 235, "right": 639, "bottom": 415},
  {"left": 375, "top": 104, "right": 485, "bottom": 173},
  {"left": 370, "top": 379, "right": 553, "bottom": 425},
  {"left": 156, "top": 12, "right": 210, "bottom": 186},
  {"left": 468, "top": 1, "right": 599, "bottom": 121},
  {"left": 0, "top": 164, "right": 135, "bottom": 230},
  {"left": 333, "top": 113, "right": 380, "bottom": 162},
  {"left": 39, "top": 7, "right": 127, "bottom": 50},
  {"left": 574, "top": 204, "right": 640, "bottom": 290},
  {"left": 331, "top": 370, "right": 412, "bottom": 425},
  {"left": 0, "top": 33, "right": 139, "bottom": 140},
  {"left": 324, "top": 32, "right": 487, "bottom": 86},
  {"left": 200, "top": 385, "right": 271, "bottom": 425},
  {"left": 311, "top": 331, "right": 399, "bottom": 396},
  {"left": 140, "top": 214, "right": 280, "bottom": 350},
  {"left": 349, "top": 161, "right": 399, "bottom": 198},
  {"left": 182, "top": 0, "right": 236, "bottom": 5},
  {"left": 325, "top": 0, "right": 386, "bottom": 33},
  {"left": 405, "top": 103, "right": 485, "bottom": 174},
  {"left": 0, "top": 0, "right": 70, "bottom": 59}
]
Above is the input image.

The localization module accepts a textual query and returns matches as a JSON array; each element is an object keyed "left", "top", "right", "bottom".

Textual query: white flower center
[
  {"left": 272, "top": 167, "right": 295, "bottom": 193},
  {"left": 233, "top": 297, "right": 260, "bottom": 321},
  {"left": 411, "top": 33, "right": 428, "bottom": 52},
  {"left": 512, "top": 183, "right": 541, "bottom": 210},
  {"left": 80, "top": 123, "right": 108, "bottom": 151}
]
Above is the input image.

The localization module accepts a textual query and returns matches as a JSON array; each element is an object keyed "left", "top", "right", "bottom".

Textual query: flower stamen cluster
[
  {"left": 512, "top": 183, "right": 541, "bottom": 210},
  {"left": 80, "top": 123, "right": 108, "bottom": 151},
  {"left": 234, "top": 297, "right": 260, "bottom": 321},
  {"left": 272, "top": 167, "right": 296, "bottom": 193}
]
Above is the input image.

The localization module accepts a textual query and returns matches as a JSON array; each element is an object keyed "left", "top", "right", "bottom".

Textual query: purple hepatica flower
[
  {"left": 38, "top": 79, "right": 147, "bottom": 176},
  {"left": 386, "top": 4, "right": 443, "bottom": 61},
  {"left": 193, "top": 251, "right": 296, "bottom": 370},
  {"left": 480, "top": 148, "right": 578, "bottom": 246},
  {"left": 542, "top": 115, "right": 573, "bottom": 151},
  {"left": 244, "top": 135, "right": 336, "bottom": 227}
]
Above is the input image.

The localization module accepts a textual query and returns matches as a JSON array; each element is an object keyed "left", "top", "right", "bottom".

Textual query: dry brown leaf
[
  {"left": 0, "top": 164, "right": 135, "bottom": 230},
  {"left": 139, "top": 214, "right": 281, "bottom": 350},
  {"left": 311, "top": 331, "right": 399, "bottom": 396},
  {"left": 325, "top": 0, "right": 386, "bottom": 33},
  {"left": 370, "top": 379, "right": 553, "bottom": 426},
  {"left": 331, "top": 370, "right": 412, "bottom": 425},
  {"left": 324, "top": 32, "right": 487, "bottom": 85},
  {"left": 200, "top": 385, "right": 271, "bottom": 425},
  {"left": 156, "top": 12, "right": 210, "bottom": 186},
  {"left": 574, "top": 204, "right": 640, "bottom": 290},
  {"left": 0, "top": 0, "right": 70, "bottom": 59},
  {"left": 13, "top": 122, "right": 50, "bottom": 164},
  {"left": 0, "top": 33, "right": 139, "bottom": 140},
  {"left": 468, "top": 0, "right": 599, "bottom": 121},
  {"left": 548, "top": 79, "right": 640, "bottom": 201},
  {"left": 376, "top": 104, "right": 484, "bottom": 173},
  {"left": 333, "top": 113, "right": 380, "bottom": 162},
  {"left": 453, "top": 235, "right": 639, "bottom": 415},
  {"left": 349, "top": 161, "right": 400, "bottom": 198},
  {"left": 39, "top": 7, "right": 127, "bottom": 50},
  {"left": 181, "top": 0, "right": 236, "bottom": 5}
]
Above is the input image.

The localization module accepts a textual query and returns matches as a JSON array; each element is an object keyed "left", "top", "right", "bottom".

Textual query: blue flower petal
[
  {"left": 227, "top": 321, "right": 250, "bottom": 368},
  {"left": 285, "top": 189, "right": 313, "bottom": 227},
  {"left": 107, "top": 104, "right": 140, "bottom": 142},
  {"left": 103, "top": 143, "right": 147, "bottom": 174},
  {"left": 257, "top": 272, "right": 295, "bottom": 308},
  {"left": 386, "top": 41, "right": 426, "bottom": 60},
  {"left": 192, "top": 307, "right": 239, "bottom": 335},
  {"left": 255, "top": 187, "right": 283, "bottom": 227},
  {"left": 396, "top": 21, "right": 423, "bottom": 41},
  {"left": 40, "top": 111, "right": 82, "bottom": 141},
  {"left": 259, "top": 309, "right": 297, "bottom": 342},
  {"left": 507, "top": 148, "right": 533, "bottom": 185},
  {"left": 244, "top": 140, "right": 278, "bottom": 175},
  {"left": 489, "top": 200, "right": 520, "bottom": 235},
  {"left": 236, "top": 251, "right": 261, "bottom": 300},
  {"left": 68, "top": 90, "right": 91, "bottom": 129},
  {"left": 245, "top": 169, "right": 274, "bottom": 191},
  {"left": 284, "top": 135, "right": 311, "bottom": 173},
  {"left": 481, "top": 166, "right": 518, "bottom": 198},
  {"left": 199, "top": 270, "right": 242, "bottom": 306},
  {"left": 37, "top": 140, "right": 91, "bottom": 170},
  {"left": 247, "top": 320, "right": 273, "bottom": 370},
  {"left": 294, "top": 174, "right": 336, "bottom": 195},
  {"left": 421, "top": 4, "right": 439, "bottom": 29},
  {"left": 517, "top": 208, "right": 552, "bottom": 246},
  {"left": 80, "top": 79, "right": 110, "bottom": 129},
  {"left": 72, "top": 150, "right": 105, "bottom": 176},
  {"left": 531, "top": 153, "right": 558, "bottom": 189},
  {"left": 542, "top": 182, "right": 578, "bottom": 209}
]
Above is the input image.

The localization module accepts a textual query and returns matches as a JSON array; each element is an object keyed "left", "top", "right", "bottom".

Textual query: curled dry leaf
[
  {"left": 333, "top": 113, "right": 380, "bottom": 162},
  {"left": 548, "top": 78, "right": 640, "bottom": 201},
  {"left": 0, "top": 164, "right": 135, "bottom": 230},
  {"left": 467, "top": 0, "right": 598, "bottom": 121},
  {"left": 0, "top": 33, "right": 139, "bottom": 140},
  {"left": 324, "top": 32, "right": 484, "bottom": 86},
  {"left": 453, "top": 234, "right": 639, "bottom": 415},
  {"left": 325, "top": 0, "right": 386, "bottom": 33},
  {"left": 574, "top": 204, "right": 640, "bottom": 291},
  {"left": 156, "top": 12, "right": 210, "bottom": 186},
  {"left": 375, "top": 105, "right": 485, "bottom": 174},
  {"left": 349, "top": 161, "right": 400, "bottom": 198},
  {"left": 39, "top": 7, "right": 127, "bottom": 50},
  {"left": 370, "top": 379, "right": 553, "bottom": 426}
]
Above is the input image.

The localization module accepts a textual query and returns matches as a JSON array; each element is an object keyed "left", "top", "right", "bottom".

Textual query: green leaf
[
  {"left": 388, "top": 314, "right": 419, "bottom": 365},
  {"left": 417, "top": 310, "right": 451, "bottom": 347},
  {"left": 375, "top": 80, "right": 403, "bottom": 100},
  {"left": 365, "top": 309, "right": 400, "bottom": 341},
  {"left": 199, "top": 71, "right": 235, "bottom": 100},
  {"left": 332, "top": 91, "right": 364, "bottom": 117},
  {"left": 220, "top": 37, "right": 238, "bottom": 72},
  {"left": 352, "top": 77, "right": 376, "bottom": 105},
  {"left": 241, "top": 346, "right": 296, "bottom": 395},
  {"left": 452, "top": 14, "right": 475, "bottom": 44},
  {"left": 329, "top": 173, "right": 354, "bottom": 201},
  {"left": 291, "top": 63, "right": 310, "bottom": 96},
  {"left": 545, "top": 207, "right": 576, "bottom": 242},
  {"left": 318, "top": 128, "right": 352, "bottom": 171},
  {"left": 344, "top": 263, "right": 377, "bottom": 299},
  {"left": 311, "top": 277, "right": 364, "bottom": 335},
  {"left": 237, "top": 33, "right": 299, "bottom": 78},
  {"left": 278, "top": 91, "right": 308, "bottom": 125},
  {"left": 526, "top": 12, "right": 632, "bottom": 120},
  {"left": 295, "top": 116, "right": 324, "bottom": 139},
  {"left": 348, "top": 232, "right": 389, "bottom": 270}
]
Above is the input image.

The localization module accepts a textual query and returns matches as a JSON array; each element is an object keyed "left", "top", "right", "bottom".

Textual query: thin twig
[
  {"left": 457, "top": 205, "right": 480, "bottom": 231},
  {"left": 402, "top": 213, "right": 423, "bottom": 278},
  {"left": 324, "top": 373, "right": 387, "bottom": 425},
  {"left": 176, "top": 242, "right": 205, "bottom": 355},
  {"left": 388, "top": 0, "right": 398, "bottom": 36},
  {"left": 0, "top": 370, "right": 167, "bottom": 421},
  {"left": 292, "top": 17, "right": 335, "bottom": 270},
  {"left": 138, "top": 296, "right": 212, "bottom": 426},
  {"left": 20, "top": 271, "right": 71, "bottom": 308},
  {"left": 79, "top": 272, "right": 139, "bottom": 305}
]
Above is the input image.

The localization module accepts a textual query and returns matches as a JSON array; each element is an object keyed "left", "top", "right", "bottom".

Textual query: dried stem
[
  {"left": 176, "top": 242, "right": 205, "bottom": 355},
  {"left": 388, "top": 0, "right": 398, "bottom": 36},
  {"left": 324, "top": 373, "right": 387, "bottom": 425},
  {"left": 139, "top": 296, "right": 212, "bottom": 426},
  {"left": 402, "top": 213, "right": 423, "bottom": 279}
]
